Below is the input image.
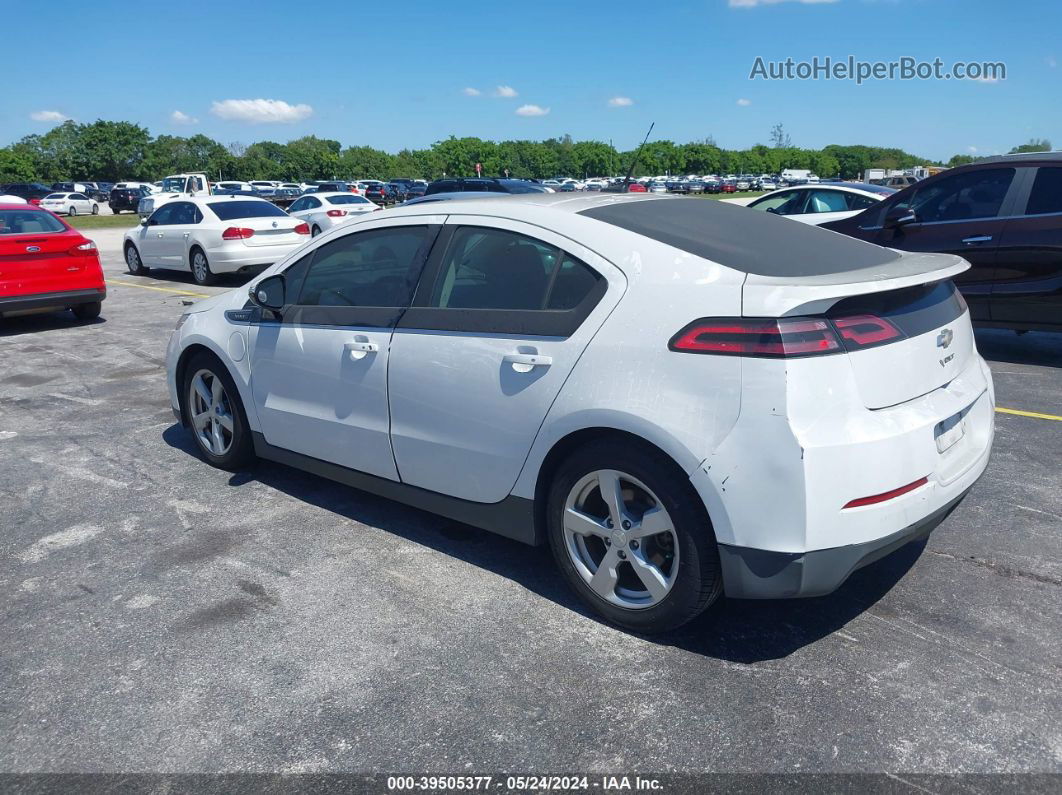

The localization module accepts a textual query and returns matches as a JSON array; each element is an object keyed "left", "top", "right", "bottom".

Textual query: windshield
[{"left": 161, "top": 177, "right": 189, "bottom": 192}]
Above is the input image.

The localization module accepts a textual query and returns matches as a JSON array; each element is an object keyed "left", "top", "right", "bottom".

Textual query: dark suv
[
  {"left": 1, "top": 182, "right": 55, "bottom": 205},
  {"left": 109, "top": 186, "right": 149, "bottom": 214},
  {"left": 425, "top": 178, "right": 548, "bottom": 195},
  {"left": 822, "top": 153, "right": 1062, "bottom": 332}
]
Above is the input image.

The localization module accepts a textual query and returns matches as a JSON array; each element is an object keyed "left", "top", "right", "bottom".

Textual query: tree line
[{"left": 0, "top": 118, "right": 1029, "bottom": 185}]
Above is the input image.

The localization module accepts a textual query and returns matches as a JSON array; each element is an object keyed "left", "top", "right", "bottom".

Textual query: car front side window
[{"left": 908, "top": 168, "right": 1015, "bottom": 224}]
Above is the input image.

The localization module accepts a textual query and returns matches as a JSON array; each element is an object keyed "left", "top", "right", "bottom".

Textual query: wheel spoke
[
  {"left": 192, "top": 410, "right": 212, "bottom": 430},
  {"left": 564, "top": 507, "right": 608, "bottom": 538},
  {"left": 210, "top": 375, "right": 224, "bottom": 405},
  {"left": 596, "top": 470, "right": 628, "bottom": 528},
  {"left": 588, "top": 547, "right": 621, "bottom": 599},
  {"left": 193, "top": 376, "right": 212, "bottom": 407},
  {"left": 210, "top": 419, "right": 225, "bottom": 454},
  {"left": 216, "top": 412, "right": 234, "bottom": 432},
  {"left": 630, "top": 506, "right": 672, "bottom": 539},
  {"left": 629, "top": 551, "right": 670, "bottom": 601}
]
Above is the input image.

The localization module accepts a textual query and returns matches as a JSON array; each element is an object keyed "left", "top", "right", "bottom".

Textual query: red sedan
[{"left": 0, "top": 203, "right": 106, "bottom": 321}]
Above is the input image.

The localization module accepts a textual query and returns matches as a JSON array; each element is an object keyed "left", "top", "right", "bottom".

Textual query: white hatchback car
[
  {"left": 287, "top": 192, "right": 381, "bottom": 236},
  {"left": 39, "top": 192, "right": 99, "bottom": 216},
  {"left": 747, "top": 183, "right": 895, "bottom": 226},
  {"left": 124, "top": 196, "right": 310, "bottom": 285},
  {"left": 166, "top": 194, "right": 994, "bottom": 632}
]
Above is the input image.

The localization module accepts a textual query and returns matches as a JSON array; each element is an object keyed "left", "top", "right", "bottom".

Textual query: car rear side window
[
  {"left": 207, "top": 200, "right": 287, "bottom": 221},
  {"left": 1025, "top": 167, "right": 1062, "bottom": 216},
  {"left": 0, "top": 210, "right": 66, "bottom": 234}
]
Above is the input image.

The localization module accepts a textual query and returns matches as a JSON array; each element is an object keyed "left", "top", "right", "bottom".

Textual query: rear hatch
[{"left": 743, "top": 251, "right": 973, "bottom": 409}]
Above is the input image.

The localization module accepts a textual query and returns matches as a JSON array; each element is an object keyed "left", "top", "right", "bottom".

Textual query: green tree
[
  {"left": 0, "top": 148, "right": 35, "bottom": 182},
  {"left": 1008, "top": 138, "right": 1051, "bottom": 154}
]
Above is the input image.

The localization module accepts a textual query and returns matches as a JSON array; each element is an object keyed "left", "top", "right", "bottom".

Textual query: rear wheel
[
  {"left": 68, "top": 206, "right": 77, "bottom": 216},
  {"left": 125, "top": 244, "right": 147, "bottom": 275},
  {"left": 72, "top": 302, "right": 101, "bottom": 321},
  {"left": 547, "top": 439, "right": 722, "bottom": 633},
  {"left": 190, "top": 248, "right": 216, "bottom": 286},
  {"left": 181, "top": 352, "right": 254, "bottom": 471},
  {"left": 311, "top": 225, "right": 322, "bottom": 237},
  {"left": 91, "top": 204, "right": 99, "bottom": 215}
]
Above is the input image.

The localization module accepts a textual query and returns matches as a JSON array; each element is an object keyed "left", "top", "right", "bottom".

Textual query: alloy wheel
[
  {"left": 192, "top": 252, "right": 209, "bottom": 283},
  {"left": 562, "top": 469, "right": 680, "bottom": 609},
  {"left": 189, "top": 369, "right": 235, "bottom": 456}
]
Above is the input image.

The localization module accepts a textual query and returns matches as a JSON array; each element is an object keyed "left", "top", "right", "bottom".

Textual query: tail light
[
  {"left": 293, "top": 222, "right": 310, "bottom": 235},
  {"left": 670, "top": 314, "right": 905, "bottom": 358},
  {"left": 326, "top": 209, "right": 346, "bottom": 217},
  {"left": 222, "top": 227, "right": 255, "bottom": 240},
  {"left": 68, "top": 240, "right": 98, "bottom": 257}
]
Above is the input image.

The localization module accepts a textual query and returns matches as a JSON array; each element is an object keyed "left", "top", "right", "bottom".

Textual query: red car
[
  {"left": 0, "top": 203, "right": 106, "bottom": 321},
  {"left": 627, "top": 182, "right": 648, "bottom": 193},
  {"left": 720, "top": 181, "right": 737, "bottom": 194}
]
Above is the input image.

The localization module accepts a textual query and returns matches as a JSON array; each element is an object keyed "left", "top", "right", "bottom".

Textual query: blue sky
[{"left": 5, "top": 0, "right": 1059, "bottom": 160}]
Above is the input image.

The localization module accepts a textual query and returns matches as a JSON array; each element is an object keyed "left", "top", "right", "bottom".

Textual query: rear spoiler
[{"left": 741, "top": 251, "right": 969, "bottom": 318}]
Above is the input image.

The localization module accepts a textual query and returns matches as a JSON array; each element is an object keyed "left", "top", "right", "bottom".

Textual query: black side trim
[
  {"left": 251, "top": 432, "right": 541, "bottom": 546},
  {"left": 0, "top": 287, "right": 106, "bottom": 314},
  {"left": 717, "top": 491, "right": 969, "bottom": 599}
]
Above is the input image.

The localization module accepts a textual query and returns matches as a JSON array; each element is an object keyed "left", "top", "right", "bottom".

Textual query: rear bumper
[
  {"left": 207, "top": 245, "right": 303, "bottom": 274},
  {"left": 0, "top": 287, "right": 106, "bottom": 314},
  {"left": 718, "top": 490, "right": 967, "bottom": 598}
]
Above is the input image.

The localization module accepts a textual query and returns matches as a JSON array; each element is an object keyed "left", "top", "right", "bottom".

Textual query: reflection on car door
[
  {"left": 868, "top": 167, "right": 1021, "bottom": 322},
  {"left": 249, "top": 221, "right": 438, "bottom": 480},
  {"left": 137, "top": 204, "right": 177, "bottom": 267},
  {"left": 159, "top": 202, "right": 198, "bottom": 270},
  {"left": 387, "top": 218, "right": 623, "bottom": 503},
  {"left": 989, "top": 166, "right": 1062, "bottom": 327}
]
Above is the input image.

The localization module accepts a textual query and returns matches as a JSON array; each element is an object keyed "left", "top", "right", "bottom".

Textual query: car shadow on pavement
[
  {"left": 0, "top": 313, "right": 105, "bottom": 337},
  {"left": 975, "top": 328, "right": 1062, "bottom": 368},
  {"left": 163, "top": 425, "right": 924, "bottom": 664}
]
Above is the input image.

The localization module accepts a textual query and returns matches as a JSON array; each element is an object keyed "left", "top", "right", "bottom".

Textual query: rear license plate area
[{"left": 935, "top": 409, "right": 968, "bottom": 454}]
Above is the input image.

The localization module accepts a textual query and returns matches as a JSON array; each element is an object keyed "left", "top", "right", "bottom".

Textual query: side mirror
[
  {"left": 249, "top": 274, "right": 286, "bottom": 311},
  {"left": 884, "top": 205, "right": 917, "bottom": 228},
  {"left": 140, "top": 217, "right": 149, "bottom": 226}
]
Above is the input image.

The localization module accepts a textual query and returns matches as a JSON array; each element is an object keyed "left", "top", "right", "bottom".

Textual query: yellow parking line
[
  {"left": 108, "top": 279, "right": 210, "bottom": 298},
  {"left": 995, "top": 407, "right": 1062, "bottom": 422}
]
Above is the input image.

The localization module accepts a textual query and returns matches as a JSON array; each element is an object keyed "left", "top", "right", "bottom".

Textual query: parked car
[
  {"left": 759, "top": 178, "right": 777, "bottom": 191},
  {"left": 404, "top": 182, "right": 428, "bottom": 199},
  {"left": 216, "top": 181, "right": 257, "bottom": 193},
  {"left": 720, "top": 180, "right": 737, "bottom": 194},
  {"left": 883, "top": 175, "right": 919, "bottom": 189},
  {"left": 269, "top": 188, "right": 302, "bottom": 208},
  {"left": 401, "top": 192, "right": 510, "bottom": 206},
  {"left": 39, "top": 192, "right": 100, "bottom": 216},
  {"left": 746, "top": 183, "right": 895, "bottom": 226},
  {"left": 316, "top": 181, "right": 358, "bottom": 194},
  {"left": 123, "top": 196, "right": 310, "bottom": 285},
  {"left": 822, "top": 153, "right": 1062, "bottom": 332},
  {"left": 425, "top": 178, "right": 549, "bottom": 196},
  {"left": 164, "top": 193, "right": 994, "bottom": 633},
  {"left": 0, "top": 203, "right": 105, "bottom": 320},
  {"left": 109, "top": 186, "right": 150, "bottom": 214},
  {"left": 363, "top": 183, "right": 390, "bottom": 204},
  {"left": 1, "top": 183, "right": 56, "bottom": 206},
  {"left": 287, "top": 192, "right": 380, "bottom": 236}
]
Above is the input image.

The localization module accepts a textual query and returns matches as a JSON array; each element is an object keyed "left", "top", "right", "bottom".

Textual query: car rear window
[
  {"left": 207, "top": 200, "right": 288, "bottom": 221},
  {"left": 578, "top": 196, "right": 900, "bottom": 277},
  {"left": 0, "top": 210, "right": 67, "bottom": 234},
  {"left": 327, "top": 195, "right": 371, "bottom": 205},
  {"left": 44, "top": 193, "right": 66, "bottom": 199}
]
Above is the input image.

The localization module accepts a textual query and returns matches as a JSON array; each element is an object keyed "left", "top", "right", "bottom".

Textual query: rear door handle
[
  {"left": 962, "top": 235, "right": 993, "bottom": 246},
  {"left": 344, "top": 339, "right": 379, "bottom": 360},
  {"left": 504, "top": 352, "right": 552, "bottom": 372}
]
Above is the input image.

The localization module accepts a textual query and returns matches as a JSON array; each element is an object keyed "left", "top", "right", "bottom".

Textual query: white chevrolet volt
[{"left": 165, "top": 193, "right": 994, "bottom": 632}]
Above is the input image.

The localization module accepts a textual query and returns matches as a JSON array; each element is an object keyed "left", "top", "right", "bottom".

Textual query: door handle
[
  {"left": 344, "top": 339, "right": 379, "bottom": 360},
  {"left": 504, "top": 352, "right": 552, "bottom": 372},
  {"left": 156, "top": 233, "right": 164, "bottom": 238},
  {"left": 962, "top": 235, "right": 993, "bottom": 246}
]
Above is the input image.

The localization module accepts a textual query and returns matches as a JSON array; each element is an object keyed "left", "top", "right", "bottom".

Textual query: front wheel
[
  {"left": 91, "top": 204, "right": 99, "bottom": 215},
  {"left": 182, "top": 352, "right": 255, "bottom": 471},
  {"left": 125, "top": 245, "right": 147, "bottom": 275},
  {"left": 547, "top": 439, "right": 722, "bottom": 633},
  {"left": 190, "top": 248, "right": 216, "bottom": 286}
]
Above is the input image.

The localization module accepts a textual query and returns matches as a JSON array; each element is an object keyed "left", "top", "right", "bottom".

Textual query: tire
[
  {"left": 311, "top": 225, "right": 321, "bottom": 238},
  {"left": 181, "top": 351, "right": 255, "bottom": 471},
  {"left": 68, "top": 206, "right": 77, "bottom": 216},
  {"left": 71, "top": 301, "right": 101, "bottom": 321},
  {"left": 546, "top": 438, "right": 723, "bottom": 633},
  {"left": 91, "top": 204, "right": 99, "bottom": 215},
  {"left": 125, "top": 244, "right": 147, "bottom": 275},
  {"left": 190, "top": 248, "right": 216, "bottom": 286}
]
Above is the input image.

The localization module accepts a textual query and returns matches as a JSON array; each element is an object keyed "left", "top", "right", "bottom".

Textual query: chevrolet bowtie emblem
[{"left": 937, "top": 328, "right": 954, "bottom": 349}]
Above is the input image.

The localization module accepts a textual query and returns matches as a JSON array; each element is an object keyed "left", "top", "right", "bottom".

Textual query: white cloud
[
  {"left": 170, "top": 110, "right": 198, "bottom": 125},
  {"left": 494, "top": 85, "right": 519, "bottom": 98},
  {"left": 30, "top": 110, "right": 69, "bottom": 122},
  {"left": 462, "top": 87, "right": 482, "bottom": 96},
  {"left": 515, "top": 104, "right": 549, "bottom": 117},
  {"left": 730, "top": 0, "right": 838, "bottom": 6},
  {"left": 967, "top": 146, "right": 979, "bottom": 153},
  {"left": 736, "top": 98, "right": 752, "bottom": 106},
  {"left": 608, "top": 96, "right": 634, "bottom": 107},
  {"left": 210, "top": 98, "right": 313, "bottom": 124}
]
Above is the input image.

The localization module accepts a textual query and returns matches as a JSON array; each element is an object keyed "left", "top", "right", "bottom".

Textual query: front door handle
[
  {"left": 504, "top": 352, "right": 552, "bottom": 372},
  {"left": 156, "top": 232, "right": 164, "bottom": 238},
  {"left": 344, "top": 339, "right": 379, "bottom": 360},
  {"left": 962, "top": 235, "right": 993, "bottom": 246}
]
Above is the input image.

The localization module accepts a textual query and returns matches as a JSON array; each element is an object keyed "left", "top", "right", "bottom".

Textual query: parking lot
[{"left": 1, "top": 227, "right": 1060, "bottom": 775}]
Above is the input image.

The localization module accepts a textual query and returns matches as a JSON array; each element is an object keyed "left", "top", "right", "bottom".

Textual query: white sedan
[
  {"left": 123, "top": 195, "right": 310, "bottom": 285},
  {"left": 39, "top": 193, "right": 99, "bottom": 216},
  {"left": 164, "top": 193, "right": 994, "bottom": 633},
  {"left": 746, "top": 182, "right": 895, "bottom": 225},
  {"left": 287, "top": 192, "right": 380, "bottom": 236}
]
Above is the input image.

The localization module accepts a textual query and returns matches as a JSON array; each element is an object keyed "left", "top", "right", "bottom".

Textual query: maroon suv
[{"left": 821, "top": 153, "right": 1062, "bottom": 333}]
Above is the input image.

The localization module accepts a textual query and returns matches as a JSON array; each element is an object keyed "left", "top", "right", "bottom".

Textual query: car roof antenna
[{"left": 622, "top": 122, "right": 655, "bottom": 191}]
